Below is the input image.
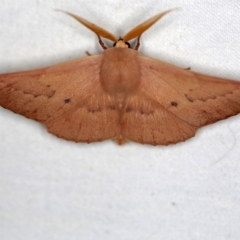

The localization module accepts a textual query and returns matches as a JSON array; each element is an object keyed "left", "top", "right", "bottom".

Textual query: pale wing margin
[{"left": 0, "top": 56, "right": 119, "bottom": 142}]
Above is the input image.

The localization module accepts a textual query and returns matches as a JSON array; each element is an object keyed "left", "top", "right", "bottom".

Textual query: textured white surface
[{"left": 1, "top": 1, "right": 240, "bottom": 240}]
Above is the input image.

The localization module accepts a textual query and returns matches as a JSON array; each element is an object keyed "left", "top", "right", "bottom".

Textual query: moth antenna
[
  {"left": 123, "top": 8, "right": 178, "bottom": 42},
  {"left": 56, "top": 9, "right": 118, "bottom": 42}
]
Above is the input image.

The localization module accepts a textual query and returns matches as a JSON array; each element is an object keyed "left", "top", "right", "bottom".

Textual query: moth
[{"left": 0, "top": 9, "right": 240, "bottom": 145}]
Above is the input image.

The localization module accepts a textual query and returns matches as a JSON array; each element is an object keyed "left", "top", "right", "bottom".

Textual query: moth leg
[
  {"left": 85, "top": 51, "right": 91, "bottom": 56},
  {"left": 97, "top": 35, "right": 107, "bottom": 50},
  {"left": 134, "top": 35, "right": 141, "bottom": 50}
]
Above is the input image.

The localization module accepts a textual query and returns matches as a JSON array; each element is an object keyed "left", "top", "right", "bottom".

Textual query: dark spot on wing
[
  {"left": 88, "top": 106, "right": 102, "bottom": 113},
  {"left": 108, "top": 105, "right": 116, "bottom": 110},
  {"left": 126, "top": 106, "right": 132, "bottom": 112},
  {"left": 64, "top": 98, "right": 71, "bottom": 103},
  {"left": 171, "top": 101, "right": 178, "bottom": 107},
  {"left": 140, "top": 109, "right": 154, "bottom": 115}
]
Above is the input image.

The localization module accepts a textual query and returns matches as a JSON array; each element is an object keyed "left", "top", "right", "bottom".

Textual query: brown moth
[{"left": 0, "top": 9, "right": 240, "bottom": 145}]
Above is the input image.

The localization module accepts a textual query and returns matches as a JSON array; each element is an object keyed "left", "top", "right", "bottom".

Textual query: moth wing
[
  {"left": 121, "top": 56, "right": 240, "bottom": 145},
  {"left": 0, "top": 56, "right": 120, "bottom": 143}
]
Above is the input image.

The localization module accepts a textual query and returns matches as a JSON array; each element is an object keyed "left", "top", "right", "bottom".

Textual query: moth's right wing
[{"left": 121, "top": 56, "right": 240, "bottom": 145}]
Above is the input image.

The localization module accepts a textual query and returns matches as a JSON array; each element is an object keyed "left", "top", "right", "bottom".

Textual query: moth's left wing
[{"left": 0, "top": 56, "right": 120, "bottom": 143}]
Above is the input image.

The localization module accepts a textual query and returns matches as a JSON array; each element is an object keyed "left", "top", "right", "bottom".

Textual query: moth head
[{"left": 113, "top": 38, "right": 131, "bottom": 48}]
